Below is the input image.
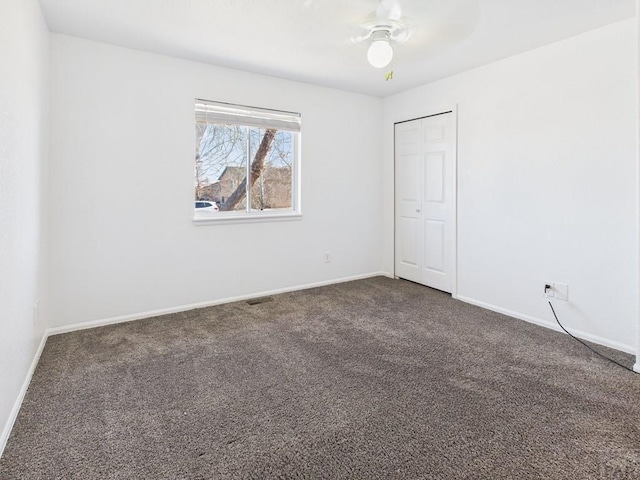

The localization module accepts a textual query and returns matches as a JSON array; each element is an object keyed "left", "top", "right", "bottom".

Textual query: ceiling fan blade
[{"left": 376, "top": 0, "right": 402, "bottom": 22}]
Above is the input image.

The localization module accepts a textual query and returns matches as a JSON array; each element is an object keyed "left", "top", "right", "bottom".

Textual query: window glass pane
[
  {"left": 249, "top": 128, "right": 293, "bottom": 212},
  {"left": 195, "top": 123, "right": 247, "bottom": 213}
]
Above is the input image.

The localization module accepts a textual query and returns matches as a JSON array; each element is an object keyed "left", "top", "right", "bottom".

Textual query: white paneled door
[{"left": 395, "top": 112, "right": 455, "bottom": 293}]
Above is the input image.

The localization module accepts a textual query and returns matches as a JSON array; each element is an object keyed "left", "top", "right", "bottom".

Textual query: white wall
[
  {"left": 0, "top": 0, "right": 49, "bottom": 453},
  {"left": 383, "top": 19, "right": 638, "bottom": 352},
  {"left": 636, "top": 3, "right": 640, "bottom": 372},
  {"left": 48, "top": 35, "right": 383, "bottom": 328}
]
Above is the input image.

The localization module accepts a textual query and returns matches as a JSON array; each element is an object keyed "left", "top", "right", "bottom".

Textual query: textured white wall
[
  {"left": 383, "top": 19, "right": 638, "bottom": 352},
  {"left": 636, "top": 2, "right": 640, "bottom": 372},
  {"left": 48, "top": 35, "right": 384, "bottom": 328},
  {"left": 0, "top": 0, "right": 49, "bottom": 452}
]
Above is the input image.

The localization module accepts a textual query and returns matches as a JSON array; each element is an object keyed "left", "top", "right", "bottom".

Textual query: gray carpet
[{"left": 1, "top": 276, "right": 639, "bottom": 479}]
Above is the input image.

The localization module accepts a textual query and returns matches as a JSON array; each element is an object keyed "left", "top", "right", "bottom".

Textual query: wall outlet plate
[{"left": 33, "top": 300, "right": 40, "bottom": 326}]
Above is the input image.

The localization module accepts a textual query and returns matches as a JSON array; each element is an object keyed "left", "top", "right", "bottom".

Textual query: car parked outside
[{"left": 195, "top": 201, "right": 219, "bottom": 212}]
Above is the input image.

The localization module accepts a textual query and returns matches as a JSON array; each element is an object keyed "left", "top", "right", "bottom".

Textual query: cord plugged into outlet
[
  {"left": 544, "top": 287, "right": 636, "bottom": 374},
  {"left": 544, "top": 282, "right": 568, "bottom": 301}
]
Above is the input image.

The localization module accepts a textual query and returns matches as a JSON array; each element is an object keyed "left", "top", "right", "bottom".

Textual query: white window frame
[{"left": 193, "top": 99, "right": 302, "bottom": 225}]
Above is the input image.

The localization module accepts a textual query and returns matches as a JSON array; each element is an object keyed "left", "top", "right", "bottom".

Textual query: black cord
[{"left": 547, "top": 299, "right": 637, "bottom": 374}]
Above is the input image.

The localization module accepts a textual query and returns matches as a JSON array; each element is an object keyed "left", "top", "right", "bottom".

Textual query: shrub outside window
[{"left": 194, "top": 99, "right": 301, "bottom": 222}]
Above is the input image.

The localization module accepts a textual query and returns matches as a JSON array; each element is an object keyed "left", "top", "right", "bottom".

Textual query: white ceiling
[{"left": 38, "top": 0, "right": 635, "bottom": 97}]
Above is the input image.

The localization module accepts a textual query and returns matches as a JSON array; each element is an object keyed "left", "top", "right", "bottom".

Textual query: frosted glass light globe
[{"left": 367, "top": 40, "right": 393, "bottom": 69}]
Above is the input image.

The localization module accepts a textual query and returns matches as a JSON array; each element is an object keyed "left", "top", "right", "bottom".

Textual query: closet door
[
  {"left": 395, "top": 112, "right": 455, "bottom": 293},
  {"left": 394, "top": 120, "right": 423, "bottom": 283}
]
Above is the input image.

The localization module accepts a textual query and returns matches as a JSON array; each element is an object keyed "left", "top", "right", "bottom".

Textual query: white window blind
[{"left": 195, "top": 99, "right": 301, "bottom": 132}]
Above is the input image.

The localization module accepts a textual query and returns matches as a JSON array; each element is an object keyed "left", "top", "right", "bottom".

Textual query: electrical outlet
[
  {"left": 324, "top": 251, "right": 331, "bottom": 263},
  {"left": 33, "top": 300, "right": 39, "bottom": 326},
  {"left": 555, "top": 282, "right": 568, "bottom": 301},
  {"left": 544, "top": 282, "right": 554, "bottom": 297}
]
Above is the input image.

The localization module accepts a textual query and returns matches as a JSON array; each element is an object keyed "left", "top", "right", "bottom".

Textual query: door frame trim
[{"left": 393, "top": 105, "right": 458, "bottom": 298}]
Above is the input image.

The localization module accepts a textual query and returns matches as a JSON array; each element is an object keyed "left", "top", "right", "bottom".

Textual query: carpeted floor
[{"left": 1, "top": 276, "right": 639, "bottom": 479}]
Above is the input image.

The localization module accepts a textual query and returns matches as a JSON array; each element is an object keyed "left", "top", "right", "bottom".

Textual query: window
[{"left": 194, "top": 99, "right": 301, "bottom": 222}]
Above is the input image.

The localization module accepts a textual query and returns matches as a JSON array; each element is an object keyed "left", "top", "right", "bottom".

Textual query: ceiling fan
[{"left": 352, "top": 0, "right": 411, "bottom": 69}]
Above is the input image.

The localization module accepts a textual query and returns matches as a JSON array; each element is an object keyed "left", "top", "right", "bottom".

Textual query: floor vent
[{"left": 246, "top": 297, "right": 273, "bottom": 306}]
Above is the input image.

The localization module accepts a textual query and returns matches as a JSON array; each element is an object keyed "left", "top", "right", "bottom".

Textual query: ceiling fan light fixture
[
  {"left": 367, "top": 28, "right": 393, "bottom": 69},
  {"left": 367, "top": 39, "right": 393, "bottom": 68}
]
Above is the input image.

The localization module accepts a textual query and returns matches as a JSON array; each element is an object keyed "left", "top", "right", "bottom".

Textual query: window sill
[{"left": 193, "top": 211, "right": 303, "bottom": 226}]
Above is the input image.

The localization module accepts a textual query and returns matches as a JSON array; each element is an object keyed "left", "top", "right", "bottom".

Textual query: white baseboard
[
  {"left": 634, "top": 363, "right": 640, "bottom": 374},
  {"left": 47, "top": 272, "right": 391, "bottom": 337},
  {"left": 456, "top": 295, "right": 636, "bottom": 355},
  {"left": 0, "top": 331, "right": 48, "bottom": 459}
]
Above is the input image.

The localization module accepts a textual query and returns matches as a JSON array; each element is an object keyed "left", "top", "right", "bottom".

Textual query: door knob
[{"left": 416, "top": 209, "right": 421, "bottom": 213}]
